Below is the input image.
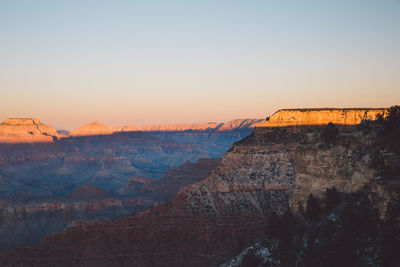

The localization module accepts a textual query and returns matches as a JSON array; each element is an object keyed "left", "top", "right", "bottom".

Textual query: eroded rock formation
[
  {"left": 73, "top": 119, "right": 262, "bottom": 136},
  {"left": 69, "top": 121, "right": 114, "bottom": 136},
  {"left": 0, "top": 118, "right": 60, "bottom": 143},
  {"left": 257, "top": 108, "right": 385, "bottom": 127},
  {"left": 0, "top": 188, "right": 154, "bottom": 252}
]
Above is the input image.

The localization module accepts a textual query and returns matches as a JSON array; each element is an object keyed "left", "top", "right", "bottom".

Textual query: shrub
[
  {"left": 324, "top": 187, "right": 341, "bottom": 211},
  {"left": 305, "top": 194, "right": 321, "bottom": 222},
  {"left": 321, "top": 122, "right": 339, "bottom": 144}
]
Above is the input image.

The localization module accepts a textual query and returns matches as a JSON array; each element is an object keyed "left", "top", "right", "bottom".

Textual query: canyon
[
  {"left": 0, "top": 158, "right": 220, "bottom": 252},
  {"left": 0, "top": 118, "right": 251, "bottom": 252},
  {"left": 1, "top": 108, "right": 397, "bottom": 266}
]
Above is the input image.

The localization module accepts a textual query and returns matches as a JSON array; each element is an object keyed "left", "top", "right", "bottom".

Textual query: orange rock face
[
  {"left": 217, "top": 119, "right": 264, "bottom": 131},
  {"left": 0, "top": 118, "right": 60, "bottom": 143},
  {"left": 69, "top": 119, "right": 262, "bottom": 137},
  {"left": 121, "top": 123, "right": 223, "bottom": 132},
  {"left": 69, "top": 121, "right": 114, "bottom": 136},
  {"left": 256, "top": 108, "right": 386, "bottom": 127}
]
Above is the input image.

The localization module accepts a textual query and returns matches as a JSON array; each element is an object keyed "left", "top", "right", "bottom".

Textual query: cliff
[
  {"left": 217, "top": 119, "right": 263, "bottom": 131},
  {"left": 257, "top": 108, "right": 385, "bottom": 127},
  {"left": 72, "top": 119, "right": 261, "bottom": 137},
  {"left": 0, "top": 118, "right": 60, "bottom": 143},
  {"left": 119, "top": 158, "right": 221, "bottom": 201},
  {"left": 0, "top": 194, "right": 153, "bottom": 252},
  {"left": 119, "top": 122, "right": 223, "bottom": 132},
  {"left": 69, "top": 121, "right": 113, "bottom": 136}
]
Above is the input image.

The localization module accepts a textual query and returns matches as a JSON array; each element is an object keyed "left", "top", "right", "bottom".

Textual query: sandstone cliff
[
  {"left": 257, "top": 108, "right": 385, "bottom": 127},
  {"left": 120, "top": 122, "right": 223, "bottom": 132},
  {"left": 217, "top": 119, "right": 263, "bottom": 131},
  {"left": 0, "top": 118, "right": 60, "bottom": 143},
  {"left": 72, "top": 119, "right": 261, "bottom": 137},
  {"left": 69, "top": 121, "right": 114, "bottom": 136}
]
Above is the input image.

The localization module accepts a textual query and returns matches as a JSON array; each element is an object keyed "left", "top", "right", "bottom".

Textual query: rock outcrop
[
  {"left": 217, "top": 119, "right": 263, "bottom": 131},
  {"left": 0, "top": 118, "right": 60, "bottom": 143},
  {"left": 120, "top": 158, "right": 222, "bottom": 201},
  {"left": 66, "top": 184, "right": 111, "bottom": 200},
  {"left": 73, "top": 119, "right": 262, "bottom": 136},
  {"left": 69, "top": 121, "right": 114, "bottom": 136},
  {"left": 257, "top": 108, "right": 385, "bottom": 127},
  {"left": 120, "top": 122, "right": 223, "bottom": 132}
]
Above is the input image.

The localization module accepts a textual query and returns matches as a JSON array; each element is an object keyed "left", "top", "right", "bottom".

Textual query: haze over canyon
[{"left": 0, "top": 107, "right": 399, "bottom": 267}]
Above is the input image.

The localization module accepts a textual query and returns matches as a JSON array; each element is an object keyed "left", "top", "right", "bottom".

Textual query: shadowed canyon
[
  {"left": 0, "top": 118, "right": 257, "bottom": 252},
  {"left": 1, "top": 107, "right": 399, "bottom": 266}
]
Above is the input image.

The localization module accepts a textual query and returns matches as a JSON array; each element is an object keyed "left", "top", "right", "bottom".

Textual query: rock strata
[
  {"left": 1, "top": 109, "right": 395, "bottom": 266},
  {"left": 0, "top": 118, "right": 60, "bottom": 143},
  {"left": 69, "top": 121, "right": 113, "bottom": 136},
  {"left": 257, "top": 108, "right": 385, "bottom": 127}
]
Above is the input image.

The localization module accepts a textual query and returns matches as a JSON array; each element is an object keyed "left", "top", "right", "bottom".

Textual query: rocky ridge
[
  {"left": 0, "top": 118, "right": 261, "bottom": 143},
  {"left": 69, "top": 121, "right": 114, "bottom": 136},
  {"left": 0, "top": 118, "right": 61, "bottom": 143},
  {"left": 257, "top": 108, "right": 385, "bottom": 127}
]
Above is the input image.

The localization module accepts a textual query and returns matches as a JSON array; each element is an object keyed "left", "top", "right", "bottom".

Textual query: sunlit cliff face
[
  {"left": 0, "top": 118, "right": 60, "bottom": 143},
  {"left": 256, "top": 108, "right": 386, "bottom": 127}
]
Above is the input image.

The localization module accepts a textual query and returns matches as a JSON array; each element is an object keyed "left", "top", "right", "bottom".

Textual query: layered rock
[
  {"left": 2, "top": 110, "right": 395, "bottom": 266},
  {"left": 257, "top": 108, "right": 385, "bottom": 127},
  {"left": 0, "top": 190, "right": 154, "bottom": 252},
  {"left": 69, "top": 121, "right": 113, "bottom": 136},
  {"left": 66, "top": 184, "right": 111, "bottom": 200},
  {"left": 2, "top": 114, "right": 390, "bottom": 266},
  {"left": 2, "top": 112, "right": 394, "bottom": 266},
  {"left": 120, "top": 122, "right": 223, "bottom": 132},
  {"left": 73, "top": 119, "right": 261, "bottom": 136},
  {"left": 217, "top": 119, "right": 263, "bottom": 131},
  {"left": 0, "top": 118, "right": 60, "bottom": 143},
  {"left": 120, "top": 158, "right": 222, "bottom": 201}
]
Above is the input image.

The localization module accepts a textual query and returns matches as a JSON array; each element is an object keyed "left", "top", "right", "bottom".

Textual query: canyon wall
[
  {"left": 0, "top": 158, "right": 220, "bottom": 252},
  {"left": 69, "top": 121, "right": 114, "bottom": 136},
  {"left": 257, "top": 108, "right": 385, "bottom": 127},
  {"left": 0, "top": 118, "right": 61, "bottom": 143},
  {"left": 2, "top": 112, "right": 397, "bottom": 266},
  {"left": 0, "top": 186, "right": 153, "bottom": 252}
]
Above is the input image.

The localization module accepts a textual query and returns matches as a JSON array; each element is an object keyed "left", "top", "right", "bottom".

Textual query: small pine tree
[
  {"left": 267, "top": 211, "right": 282, "bottom": 239},
  {"left": 322, "top": 122, "right": 339, "bottom": 144},
  {"left": 324, "top": 187, "right": 341, "bottom": 211},
  {"left": 305, "top": 194, "right": 321, "bottom": 222}
]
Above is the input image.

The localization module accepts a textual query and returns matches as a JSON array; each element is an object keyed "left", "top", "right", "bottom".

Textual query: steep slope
[
  {"left": 120, "top": 158, "right": 222, "bottom": 201},
  {"left": 2, "top": 110, "right": 395, "bottom": 266},
  {"left": 217, "top": 119, "right": 263, "bottom": 131},
  {"left": 66, "top": 184, "right": 111, "bottom": 200},
  {"left": 0, "top": 158, "right": 221, "bottom": 253},
  {"left": 0, "top": 194, "right": 153, "bottom": 252}
]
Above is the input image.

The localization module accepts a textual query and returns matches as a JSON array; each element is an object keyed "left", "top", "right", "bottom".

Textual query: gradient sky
[{"left": 1, "top": 0, "right": 399, "bottom": 130}]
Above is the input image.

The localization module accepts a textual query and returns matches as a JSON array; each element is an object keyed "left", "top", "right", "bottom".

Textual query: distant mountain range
[{"left": 0, "top": 118, "right": 263, "bottom": 143}]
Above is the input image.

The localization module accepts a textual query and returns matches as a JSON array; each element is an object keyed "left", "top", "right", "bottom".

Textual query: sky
[{"left": 0, "top": 0, "right": 399, "bottom": 130}]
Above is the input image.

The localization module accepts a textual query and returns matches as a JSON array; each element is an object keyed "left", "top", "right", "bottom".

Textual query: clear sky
[{"left": 1, "top": 0, "right": 399, "bottom": 130}]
